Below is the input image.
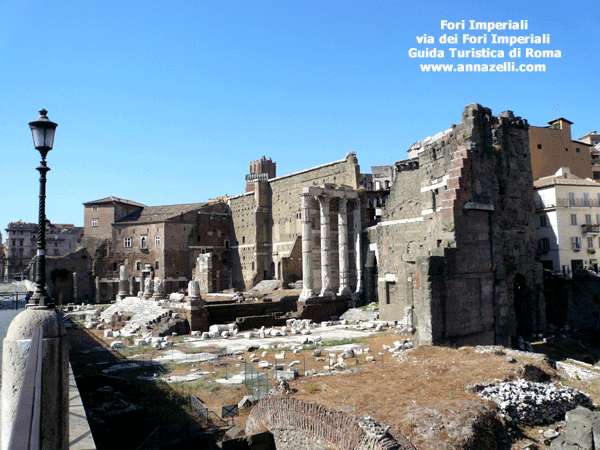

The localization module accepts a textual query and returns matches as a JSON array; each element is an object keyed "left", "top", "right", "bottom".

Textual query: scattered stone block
[
  {"left": 104, "top": 329, "right": 114, "bottom": 338},
  {"left": 110, "top": 341, "right": 124, "bottom": 349},
  {"left": 275, "top": 370, "right": 296, "bottom": 380},
  {"left": 258, "top": 361, "right": 270, "bottom": 368},
  {"left": 342, "top": 348, "right": 355, "bottom": 359}
]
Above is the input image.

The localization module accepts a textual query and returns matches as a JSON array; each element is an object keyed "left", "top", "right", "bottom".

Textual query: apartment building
[
  {"left": 578, "top": 130, "right": 600, "bottom": 182},
  {"left": 534, "top": 167, "right": 600, "bottom": 275},
  {"left": 529, "top": 118, "right": 593, "bottom": 180},
  {"left": 4, "top": 221, "right": 83, "bottom": 280}
]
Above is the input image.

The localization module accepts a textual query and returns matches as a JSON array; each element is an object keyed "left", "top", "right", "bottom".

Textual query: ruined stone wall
[
  {"left": 373, "top": 104, "right": 543, "bottom": 346},
  {"left": 45, "top": 248, "right": 94, "bottom": 304},
  {"left": 246, "top": 396, "right": 404, "bottom": 450},
  {"left": 229, "top": 153, "right": 361, "bottom": 291},
  {"left": 229, "top": 192, "right": 258, "bottom": 290},
  {"left": 545, "top": 278, "right": 600, "bottom": 333}
]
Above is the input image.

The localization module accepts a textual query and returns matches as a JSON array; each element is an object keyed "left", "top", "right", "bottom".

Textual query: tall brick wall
[
  {"left": 246, "top": 396, "right": 405, "bottom": 450},
  {"left": 373, "top": 104, "right": 543, "bottom": 347},
  {"left": 229, "top": 152, "right": 362, "bottom": 291}
]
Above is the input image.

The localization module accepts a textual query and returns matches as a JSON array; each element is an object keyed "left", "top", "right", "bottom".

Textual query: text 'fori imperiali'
[{"left": 409, "top": 19, "right": 561, "bottom": 73}]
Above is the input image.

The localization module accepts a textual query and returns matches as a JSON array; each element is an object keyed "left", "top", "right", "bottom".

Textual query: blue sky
[{"left": 1, "top": 0, "right": 599, "bottom": 234}]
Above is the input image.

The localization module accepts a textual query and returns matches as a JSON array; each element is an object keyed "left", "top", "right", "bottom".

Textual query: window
[
  {"left": 597, "top": 214, "right": 600, "bottom": 224},
  {"left": 571, "top": 237, "right": 582, "bottom": 249},
  {"left": 124, "top": 237, "right": 132, "bottom": 248},
  {"left": 92, "top": 218, "right": 98, "bottom": 227},
  {"left": 242, "top": 236, "right": 246, "bottom": 244},
  {"left": 570, "top": 213, "right": 578, "bottom": 226},
  {"left": 136, "top": 262, "right": 141, "bottom": 270},
  {"left": 224, "top": 239, "right": 230, "bottom": 249},
  {"left": 576, "top": 148, "right": 581, "bottom": 153},
  {"left": 588, "top": 237, "right": 594, "bottom": 248},
  {"left": 155, "top": 261, "right": 159, "bottom": 270},
  {"left": 539, "top": 215, "right": 547, "bottom": 228},
  {"left": 155, "top": 235, "right": 161, "bottom": 246},
  {"left": 537, "top": 144, "right": 542, "bottom": 149},
  {"left": 568, "top": 192, "right": 576, "bottom": 206},
  {"left": 586, "top": 214, "right": 592, "bottom": 225},
  {"left": 538, "top": 238, "right": 550, "bottom": 252},
  {"left": 584, "top": 192, "right": 590, "bottom": 206},
  {"left": 140, "top": 236, "right": 148, "bottom": 249},
  {"left": 92, "top": 205, "right": 98, "bottom": 212}
]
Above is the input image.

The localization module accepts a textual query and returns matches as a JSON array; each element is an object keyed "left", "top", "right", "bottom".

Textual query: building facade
[
  {"left": 529, "top": 118, "right": 592, "bottom": 180},
  {"left": 578, "top": 130, "right": 600, "bottom": 182},
  {"left": 81, "top": 198, "right": 231, "bottom": 299},
  {"left": 534, "top": 167, "right": 600, "bottom": 275},
  {"left": 4, "top": 221, "right": 82, "bottom": 281}
]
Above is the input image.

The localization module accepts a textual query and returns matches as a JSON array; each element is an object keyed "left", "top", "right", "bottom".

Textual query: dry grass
[{"left": 69, "top": 323, "right": 600, "bottom": 450}]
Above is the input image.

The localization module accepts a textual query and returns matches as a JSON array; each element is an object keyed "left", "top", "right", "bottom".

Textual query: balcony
[
  {"left": 582, "top": 224, "right": 600, "bottom": 234},
  {"left": 536, "top": 198, "right": 600, "bottom": 210}
]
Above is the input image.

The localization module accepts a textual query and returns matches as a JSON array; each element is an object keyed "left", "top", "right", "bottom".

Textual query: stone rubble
[
  {"left": 473, "top": 379, "right": 595, "bottom": 426},
  {"left": 99, "top": 297, "right": 171, "bottom": 336}
]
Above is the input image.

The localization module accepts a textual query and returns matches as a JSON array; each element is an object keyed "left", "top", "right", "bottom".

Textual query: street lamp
[{"left": 28, "top": 109, "right": 57, "bottom": 307}]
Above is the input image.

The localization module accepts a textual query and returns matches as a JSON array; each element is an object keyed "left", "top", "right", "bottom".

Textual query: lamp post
[{"left": 28, "top": 109, "right": 57, "bottom": 307}]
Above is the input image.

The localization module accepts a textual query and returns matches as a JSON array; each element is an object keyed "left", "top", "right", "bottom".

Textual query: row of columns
[{"left": 300, "top": 185, "right": 361, "bottom": 300}]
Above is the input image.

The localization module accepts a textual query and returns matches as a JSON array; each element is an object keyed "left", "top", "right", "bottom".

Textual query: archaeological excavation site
[{"left": 58, "top": 104, "right": 600, "bottom": 449}]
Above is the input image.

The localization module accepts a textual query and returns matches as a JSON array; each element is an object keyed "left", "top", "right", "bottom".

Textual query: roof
[
  {"left": 534, "top": 176, "right": 600, "bottom": 189},
  {"left": 548, "top": 117, "right": 574, "bottom": 125},
  {"left": 83, "top": 196, "right": 146, "bottom": 208},
  {"left": 115, "top": 203, "right": 211, "bottom": 224}
]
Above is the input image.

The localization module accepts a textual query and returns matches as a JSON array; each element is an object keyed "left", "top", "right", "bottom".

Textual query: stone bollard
[{"left": 1, "top": 306, "right": 69, "bottom": 450}]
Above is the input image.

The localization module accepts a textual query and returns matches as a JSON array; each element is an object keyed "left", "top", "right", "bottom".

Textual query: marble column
[
  {"left": 117, "top": 265, "right": 129, "bottom": 300},
  {"left": 300, "top": 193, "right": 315, "bottom": 300},
  {"left": 338, "top": 198, "right": 351, "bottom": 296},
  {"left": 319, "top": 195, "right": 334, "bottom": 297},
  {"left": 353, "top": 201, "right": 363, "bottom": 294}
]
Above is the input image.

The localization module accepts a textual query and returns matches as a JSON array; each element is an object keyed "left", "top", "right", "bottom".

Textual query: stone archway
[{"left": 246, "top": 396, "right": 413, "bottom": 450}]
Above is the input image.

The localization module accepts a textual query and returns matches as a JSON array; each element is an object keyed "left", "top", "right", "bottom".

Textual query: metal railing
[
  {"left": 536, "top": 198, "right": 600, "bottom": 210},
  {"left": 0, "top": 291, "right": 26, "bottom": 310}
]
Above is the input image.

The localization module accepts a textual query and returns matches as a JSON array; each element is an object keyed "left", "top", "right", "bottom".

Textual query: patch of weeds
[{"left": 306, "top": 381, "right": 318, "bottom": 394}]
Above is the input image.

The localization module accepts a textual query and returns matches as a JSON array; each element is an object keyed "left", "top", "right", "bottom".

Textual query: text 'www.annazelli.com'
[{"left": 420, "top": 62, "right": 546, "bottom": 72}]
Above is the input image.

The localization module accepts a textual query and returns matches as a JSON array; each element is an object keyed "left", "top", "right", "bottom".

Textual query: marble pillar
[
  {"left": 319, "top": 195, "right": 334, "bottom": 297},
  {"left": 300, "top": 192, "right": 315, "bottom": 300},
  {"left": 353, "top": 202, "right": 363, "bottom": 294},
  {"left": 338, "top": 198, "right": 351, "bottom": 296},
  {"left": 117, "top": 265, "right": 129, "bottom": 300}
]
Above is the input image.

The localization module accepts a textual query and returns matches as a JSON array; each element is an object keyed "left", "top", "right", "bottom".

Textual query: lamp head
[{"left": 29, "top": 109, "right": 58, "bottom": 158}]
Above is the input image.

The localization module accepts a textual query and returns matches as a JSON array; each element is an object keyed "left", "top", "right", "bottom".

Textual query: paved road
[{"left": 0, "top": 282, "right": 29, "bottom": 374}]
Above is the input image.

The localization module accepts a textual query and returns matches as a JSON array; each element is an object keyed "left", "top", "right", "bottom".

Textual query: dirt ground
[{"left": 68, "top": 316, "right": 600, "bottom": 450}]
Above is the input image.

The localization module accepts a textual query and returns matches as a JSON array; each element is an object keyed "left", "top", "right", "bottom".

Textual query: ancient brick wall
[
  {"left": 246, "top": 396, "right": 404, "bottom": 450},
  {"left": 228, "top": 152, "right": 361, "bottom": 291},
  {"left": 372, "top": 104, "right": 543, "bottom": 347},
  {"left": 229, "top": 192, "right": 259, "bottom": 290},
  {"left": 45, "top": 248, "right": 94, "bottom": 304}
]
